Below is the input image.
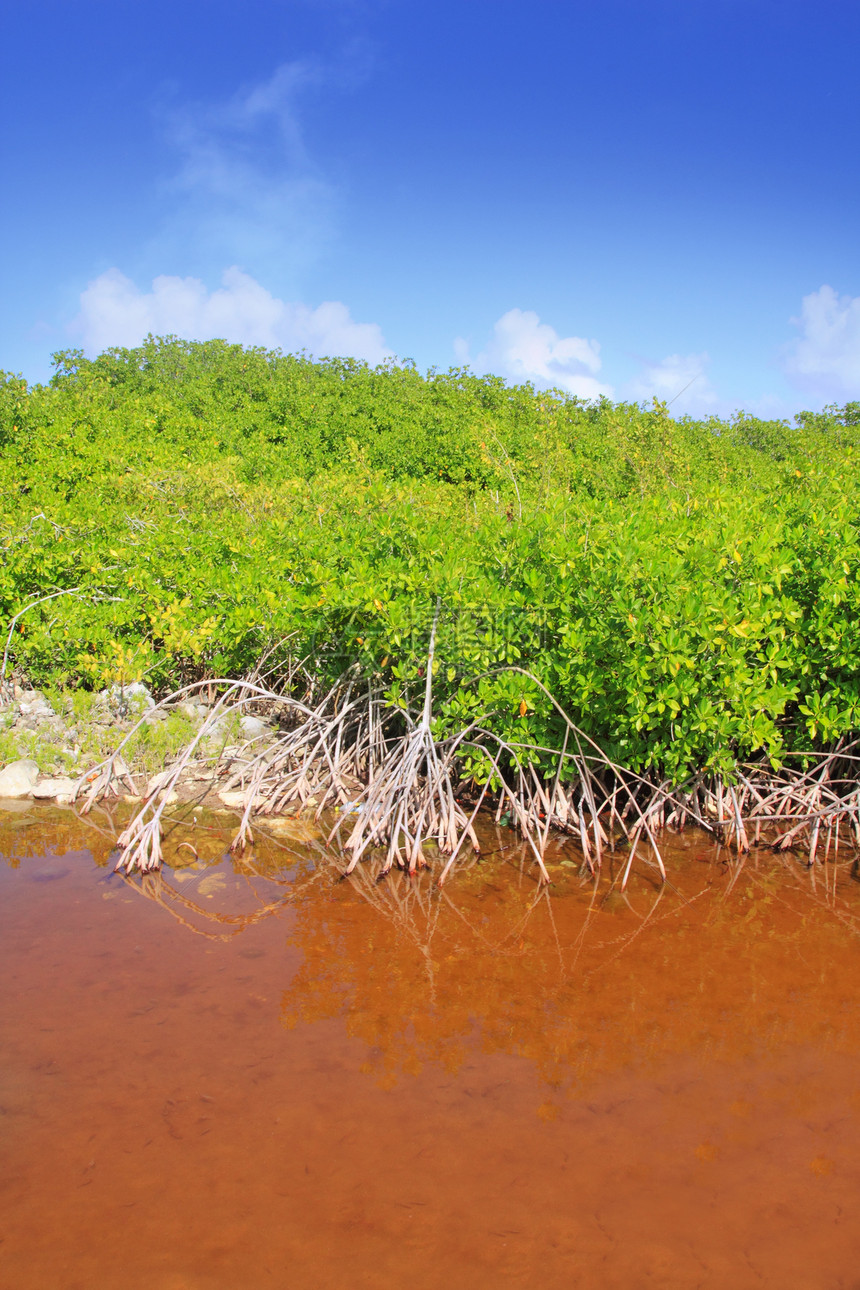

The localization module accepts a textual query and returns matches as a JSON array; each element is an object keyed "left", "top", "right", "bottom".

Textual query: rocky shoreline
[{"left": 0, "top": 681, "right": 315, "bottom": 825}]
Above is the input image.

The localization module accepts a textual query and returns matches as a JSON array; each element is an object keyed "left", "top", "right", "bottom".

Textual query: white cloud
[
  {"left": 783, "top": 285, "right": 860, "bottom": 399},
  {"left": 624, "top": 351, "right": 719, "bottom": 415},
  {"left": 72, "top": 266, "right": 392, "bottom": 364},
  {"left": 457, "top": 308, "right": 613, "bottom": 400}
]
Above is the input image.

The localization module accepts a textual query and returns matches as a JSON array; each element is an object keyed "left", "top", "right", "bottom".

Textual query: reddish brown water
[{"left": 2, "top": 806, "right": 860, "bottom": 1289}]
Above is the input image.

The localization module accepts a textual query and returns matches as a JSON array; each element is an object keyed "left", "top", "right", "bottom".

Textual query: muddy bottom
[{"left": 2, "top": 806, "right": 860, "bottom": 1289}]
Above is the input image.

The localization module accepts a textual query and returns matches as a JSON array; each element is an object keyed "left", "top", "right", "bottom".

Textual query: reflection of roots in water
[
  {"left": 120, "top": 841, "right": 328, "bottom": 941},
  {"left": 335, "top": 844, "right": 674, "bottom": 987},
  {"left": 338, "top": 852, "right": 557, "bottom": 1001},
  {"left": 121, "top": 872, "right": 280, "bottom": 942},
  {"left": 338, "top": 837, "right": 860, "bottom": 983},
  {"left": 738, "top": 850, "right": 860, "bottom": 937},
  {"left": 95, "top": 822, "right": 860, "bottom": 1090},
  {"left": 110, "top": 810, "right": 860, "bottom": 966},
  {"left": 321, "top": 844, "right": 860, "bottom": 1086}
]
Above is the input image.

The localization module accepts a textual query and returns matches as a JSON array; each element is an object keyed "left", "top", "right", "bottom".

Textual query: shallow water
[{"left": 2, "top": 807, "right": 860, "bottom": 1289}]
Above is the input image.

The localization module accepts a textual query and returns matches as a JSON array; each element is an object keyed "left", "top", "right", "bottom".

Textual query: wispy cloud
[
  {"left": 456, "top": 308, "right": 613, "bottom": 400},
  {"left": 783, "top": 284, "right": 860, "bottom": 400},
  {"left": 149, "top": 59, "right": 339, "bottom": 283},
  {"left": 72, "top": 266, "right": 392, "bottom": 363},
  {"left": 623, "top": 351, "right": 719, "bottom": 415},
  {"left": 67, "top": 54, "right": 394, "bottom": 364}
]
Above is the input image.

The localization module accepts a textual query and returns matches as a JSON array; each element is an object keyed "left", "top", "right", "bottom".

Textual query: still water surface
[{"left": 2, "top": 805, "right": 860, "bottom": 1288}]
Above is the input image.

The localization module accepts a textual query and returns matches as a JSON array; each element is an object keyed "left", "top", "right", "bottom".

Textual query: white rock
[
  {"left": 145, "top": 770, "right": 175, "bottom": 798},
  {"left": 107, "top": 682, "right": 155, "bottom": 712},
  {"left": 217, "top": 789, "right": 262, "bottom": 809},
  {"left": 239, "top": 715, "right": 269, "bottom": 740},
  {"left": 201, "top": 722, "right": 230, "bottom": 751},
  {"left": 18, "top": 690, "right": 57, "bottom": 721},
  {"left": 179, "top": 701, "right": 207, "bottom": 721},
  {"left": 32, "top": 777, "right": 78, "bottom": 801},
  {"left": 0, "top": 759, "right": 40, "bottom": 797},
  {"left": 142, "top": 774, "right": 178, "bottom": 805},
  {"left": 264, "top": 816, "right": 322, "bottom": 842}
]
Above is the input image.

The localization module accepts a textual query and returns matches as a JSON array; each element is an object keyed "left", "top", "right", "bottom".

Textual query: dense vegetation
[{"left": 2, "top": 336, "right": 859, "bottom": 787}]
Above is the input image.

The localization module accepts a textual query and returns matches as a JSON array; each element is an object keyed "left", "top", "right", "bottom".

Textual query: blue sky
[{"left": 2, "top": 0, "right": 859, "bottom": 415}]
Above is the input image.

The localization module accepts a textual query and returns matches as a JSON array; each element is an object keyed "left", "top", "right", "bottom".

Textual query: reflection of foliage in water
[
  {"left": 5, "top": 810, "right": 860, "bottom": 1091},
  {"left": 279, "top": 843, "right": 860, "bottom": 1090},
  {"left": 0, "top": 804, "right": 118, "bottom": 869}
]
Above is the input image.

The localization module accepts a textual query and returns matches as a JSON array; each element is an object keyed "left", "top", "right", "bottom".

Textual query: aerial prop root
[
  {"left": 75, "top": 661, "right": 860, "bottom": 879},
  {"left": 330, "top": 601, "right": 482, "bottom": 879},
  {"left": 73, "top": 676, "right": 321, "bottom": 874}
]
